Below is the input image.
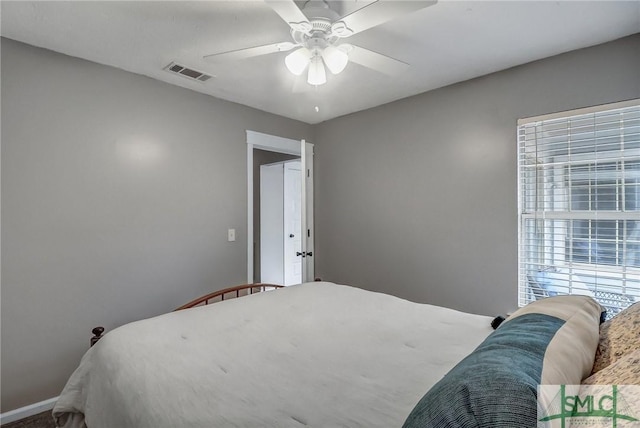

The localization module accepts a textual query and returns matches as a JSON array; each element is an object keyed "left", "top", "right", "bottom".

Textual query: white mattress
[{"left": 54, "top": 282, "right": 493, "bottom": 428}]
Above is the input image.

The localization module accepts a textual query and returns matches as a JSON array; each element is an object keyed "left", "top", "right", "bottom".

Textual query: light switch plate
[{"left": 228, "top": 228, "right": 236, "bottom": 242}]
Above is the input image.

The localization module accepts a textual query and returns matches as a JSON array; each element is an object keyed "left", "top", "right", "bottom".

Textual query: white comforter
[{"left": 54, "top": 282, "right": 492, "bottom": 428}]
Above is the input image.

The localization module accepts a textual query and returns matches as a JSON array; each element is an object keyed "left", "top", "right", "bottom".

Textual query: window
[{"left": 518, "top": 100, "right": 640, "bottom": 318}]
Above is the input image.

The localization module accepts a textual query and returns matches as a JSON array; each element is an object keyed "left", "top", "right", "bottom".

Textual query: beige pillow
[
  {"left": 580, "top": 350, "right": 640, "bottom": 426},
  {"left": 591, "top": 302, "right": 640, "bottom": 374},
  {"left": 583, "top": 348, "right": 640, "bottom": 385}
]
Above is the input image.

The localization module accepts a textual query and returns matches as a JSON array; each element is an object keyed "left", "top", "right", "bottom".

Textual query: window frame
[{"left": 517, "top": 99, "right": 640, "bottom": 316}]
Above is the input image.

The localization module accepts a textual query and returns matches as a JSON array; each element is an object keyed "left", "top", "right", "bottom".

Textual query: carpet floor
[{"left": 1, "top": 411, "right": 56, "bottom": 428}]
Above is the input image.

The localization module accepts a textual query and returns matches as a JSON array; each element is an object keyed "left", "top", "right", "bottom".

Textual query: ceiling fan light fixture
[
  {"left": 307, "top": 56, "right": 327, "bottom": 86},
  {"left": 285, "top": 48, "right": 312, "bottom": 76},
  {"left": 322, "top": 45, "right": 349, "bottom": 75}
]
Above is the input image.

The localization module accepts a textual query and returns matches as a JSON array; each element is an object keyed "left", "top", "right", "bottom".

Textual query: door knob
[{"left": 289, "top": 234, "right": 295, "bottom": 238}]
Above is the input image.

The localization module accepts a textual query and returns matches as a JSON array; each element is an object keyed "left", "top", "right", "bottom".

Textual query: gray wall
[
  {"left": 0, "top": 38, "right": 312, "bottom": 411},
  {"left": 313, "top": 34, "right": 640, "bottom": 316}
]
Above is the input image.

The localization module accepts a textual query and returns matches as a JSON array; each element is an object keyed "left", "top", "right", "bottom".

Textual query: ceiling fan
[{"left": 203, "top": 0, "right": 437, "bottom": 86}]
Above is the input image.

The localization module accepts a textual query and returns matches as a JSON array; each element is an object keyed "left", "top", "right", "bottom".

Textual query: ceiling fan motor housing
[{"left": 291, "top": 18, "right": 340, "bottom": 51}]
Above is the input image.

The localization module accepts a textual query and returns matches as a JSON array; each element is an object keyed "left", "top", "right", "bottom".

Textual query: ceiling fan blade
[
  {"left": 203, "top": 42, "right": 296, "bottom": 62},
  {"left": 347, "top": 45, "right": 409, "bottom": 76},
  {"left": 336, "top": 0, "right": 436, "bottom": 36},
  {"left": 264, "top": 0, "right": 312, "bottom": 33}
]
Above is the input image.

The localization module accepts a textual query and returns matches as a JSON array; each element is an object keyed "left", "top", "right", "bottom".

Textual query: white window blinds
[{"left": 518, "top": 100, "right": 640, "bottom": 318}]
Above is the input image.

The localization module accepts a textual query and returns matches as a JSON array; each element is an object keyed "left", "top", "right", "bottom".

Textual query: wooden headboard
[
  {"left": 89, "top": 283, "right": 284, "bottom": 346},
  {"left": 174, "top": 283, "right": 284, "bottom": 310}
]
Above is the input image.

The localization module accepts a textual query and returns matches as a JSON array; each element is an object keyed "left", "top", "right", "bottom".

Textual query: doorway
[
  {"left": 253, "top": 152, "right": 300, "bottom": 283},
  {"left": 246, "top": 131, "right": 314, "bottom": 285},
  {"left": 260, "top": 160, "right": 302, "bottom": 285}
]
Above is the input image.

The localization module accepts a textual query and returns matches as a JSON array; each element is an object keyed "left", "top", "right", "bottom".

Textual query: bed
[{"left": 53, "top": 281, "right": 639, "bottom": 428}]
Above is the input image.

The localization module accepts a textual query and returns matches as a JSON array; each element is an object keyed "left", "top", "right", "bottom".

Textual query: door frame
[{"left": 246, "top": 130, "right": 313, "bottom": 283}]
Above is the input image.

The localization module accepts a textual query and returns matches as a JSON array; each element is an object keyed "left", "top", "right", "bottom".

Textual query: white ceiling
[{"left": 2, "top": 1, "right": 639, "bottom": 124}]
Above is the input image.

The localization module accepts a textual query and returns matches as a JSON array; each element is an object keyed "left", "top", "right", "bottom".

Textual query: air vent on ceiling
[{"left": 164, "top": 62, "right": 213, "bottom": 82}]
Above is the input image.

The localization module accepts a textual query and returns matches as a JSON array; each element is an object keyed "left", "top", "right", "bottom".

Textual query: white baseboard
[{"left": 0, "top": 396, "right": 58, "bottom": 425}]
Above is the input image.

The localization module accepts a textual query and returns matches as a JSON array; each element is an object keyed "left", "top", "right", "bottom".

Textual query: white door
[
  {"left": 259, "top": 163, "right": 284, "bottom": 285},
  {"left": 300, "top": 141, "right": 315, "bottom": 282},
  {"left": 283, "top": 161, "right": 302, "bottom": 285}
]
